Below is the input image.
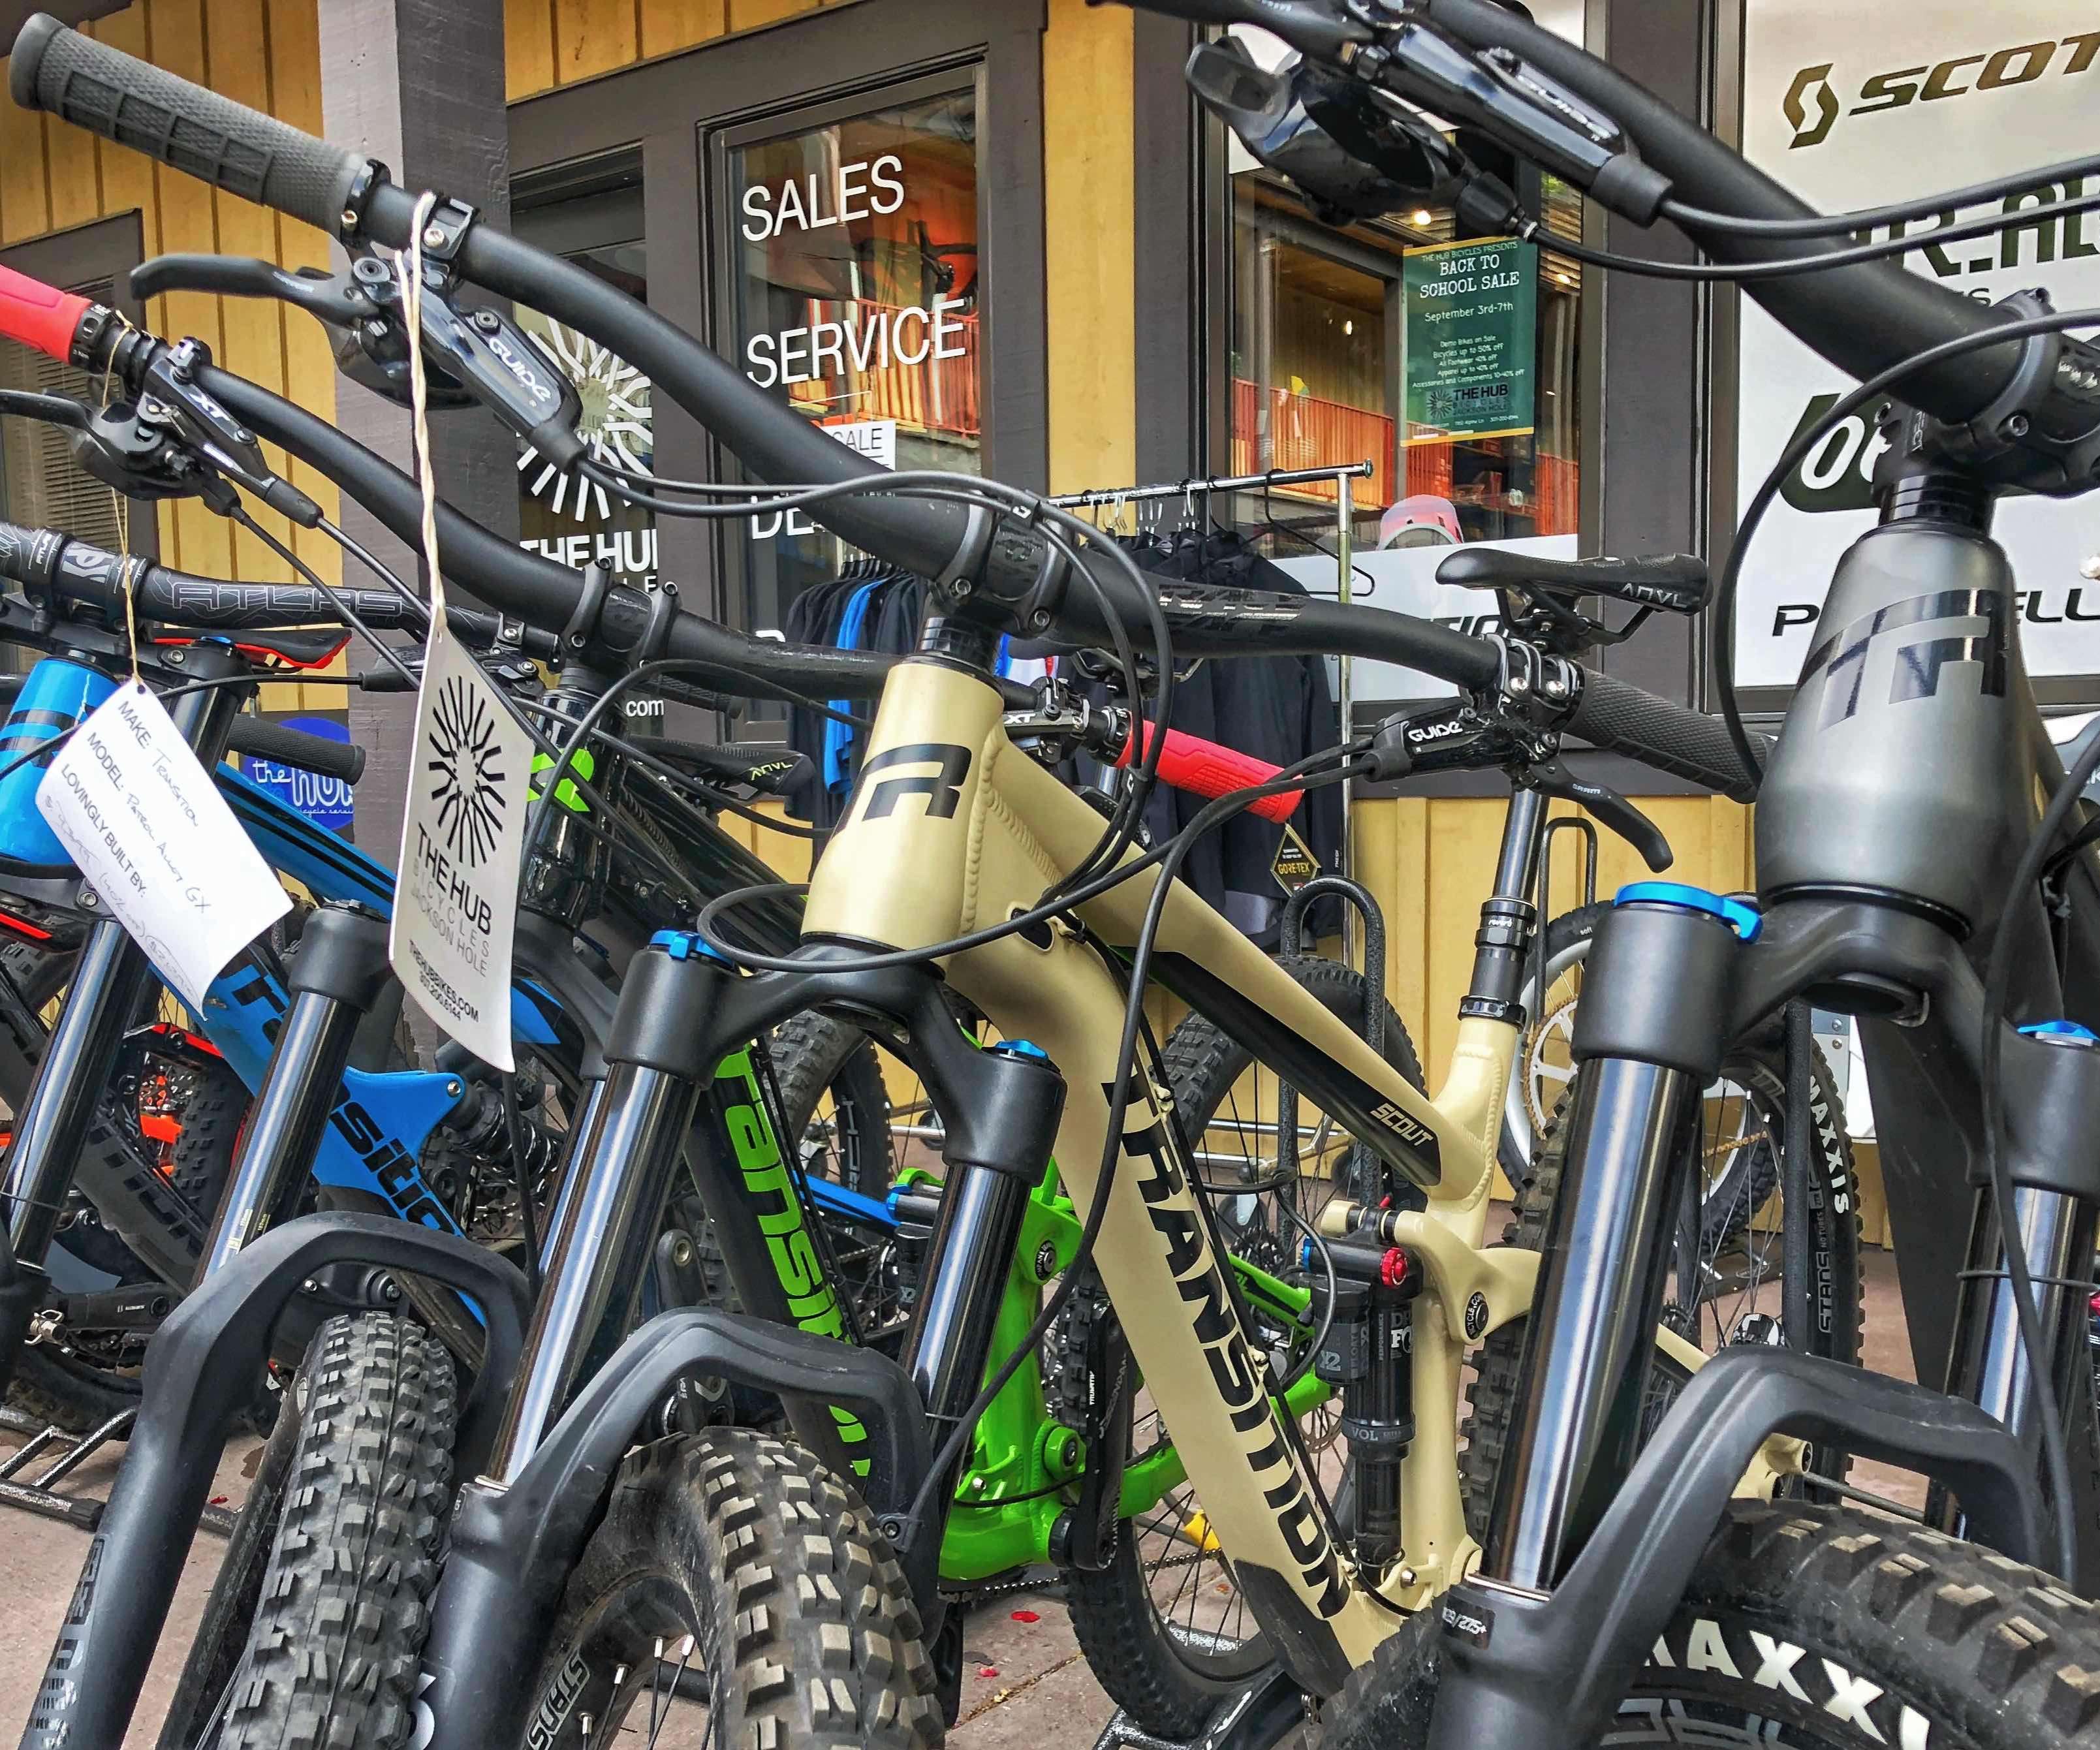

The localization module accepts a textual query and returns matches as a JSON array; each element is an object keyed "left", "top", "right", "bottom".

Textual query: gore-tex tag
[
  {"left": 390, "top": 627, "right": 528, "bottom": 1070},
  {"left": 35, "top": 680, "right": 290, "bottom": 1007}
]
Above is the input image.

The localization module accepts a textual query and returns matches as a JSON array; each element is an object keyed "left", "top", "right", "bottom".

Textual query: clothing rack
[{"left": 1048, "top": 461, "right": 1376, "bottom": 956}]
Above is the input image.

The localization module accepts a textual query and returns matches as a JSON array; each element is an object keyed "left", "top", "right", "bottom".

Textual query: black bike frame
[{"left": 1428, "top": 476, "right": 2100, "bottom": 1746}]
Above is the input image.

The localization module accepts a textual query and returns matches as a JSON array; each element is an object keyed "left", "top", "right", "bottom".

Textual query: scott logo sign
[{"left": 1785, "top": 33, "right": 2100, "bottom": 149}]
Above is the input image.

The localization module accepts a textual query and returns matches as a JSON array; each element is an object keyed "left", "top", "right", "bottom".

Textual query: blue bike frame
[{"left": 210, "top": 764, "right": 565, "bottom": 1240}]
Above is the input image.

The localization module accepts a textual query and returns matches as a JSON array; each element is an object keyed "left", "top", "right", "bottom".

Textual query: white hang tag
[
  {"left": 389, "top": 625, "right": 531, "bottom": 1071},
  {"left": 35, "top": 680, "right": 291, "bottom": 1008},
  {"left": 386, "top": 189, "right": 532, "bottom": 1072}
]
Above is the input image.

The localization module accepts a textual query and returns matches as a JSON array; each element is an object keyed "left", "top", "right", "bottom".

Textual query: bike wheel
[
  {"left": 1501, "top": 901, "right": 1862, "bottom": 1345},
  {"left": 1061, "top": 954, "right": 1421, "bottom": 1740},
  {"left": 772, "top": 1007, "right": 898, "bottom": 1198},
  {"left": 1321, "top": 1499, "right": 2100, "bottom": 1750},
  {"left": 159, "top": 1312, "right": 456, "bottom": 1750},
  {"left": 0, "top": 939, "right": 247, "bottom": 1430},
  {"left": 525, "top": 1428, "right": 943, "bottom": 1748},
  {"left": 1462, "top": 1044, "right": 1862, "bottom": 1539}
]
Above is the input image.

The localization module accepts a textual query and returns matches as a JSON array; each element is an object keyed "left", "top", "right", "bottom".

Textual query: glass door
[{"left": 710, "top": 67, "right": 986, "bottom": 640}]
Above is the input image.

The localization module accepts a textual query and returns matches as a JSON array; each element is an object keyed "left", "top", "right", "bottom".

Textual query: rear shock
[{"left": 1307, "top": 1234, "right": 1420, "bottom": 1570}]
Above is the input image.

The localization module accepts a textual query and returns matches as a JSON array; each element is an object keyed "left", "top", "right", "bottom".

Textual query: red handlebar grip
[
  {"left": 1116, "top": 722, "right": 1302, "bottom": 822},
  {"left": 0, "top": 263, "right": 88, "bottom": 364}
]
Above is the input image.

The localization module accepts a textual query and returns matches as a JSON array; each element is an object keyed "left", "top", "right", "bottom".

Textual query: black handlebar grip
[
  {"left": 226, "top": 717, "right": 364, "bottom": 786},
  {"left": 1567, "top": 669, "right": 1770, "bottom": 805},
  {"left": 10, "top": 14, "right": 368, "bottom": 236}
]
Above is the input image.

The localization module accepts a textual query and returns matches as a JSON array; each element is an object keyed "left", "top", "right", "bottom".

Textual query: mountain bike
[
  {"left": 0, "top": 358, "right": 1408, "bottom": 1742},
  {"left": 11, "top": 6, "right": 2073, "bottom": 1746}
]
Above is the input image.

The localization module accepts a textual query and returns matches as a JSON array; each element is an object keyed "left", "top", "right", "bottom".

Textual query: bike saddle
[
  {"left": 1436, "top": 548, "right": 1710, "bottom": 615},
  {"left": 155, "top": 627, "right": 351, "bottom": 666},
  {"left": 651, "top": 740, "right": 814, "bottom": 798}
]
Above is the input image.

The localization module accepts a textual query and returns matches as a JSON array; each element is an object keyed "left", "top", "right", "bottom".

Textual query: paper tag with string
[
  {"left": 388, "top": 195, "right": 532, "bottom": 1071},
  {"left": 35, "top": 679, "right": 290, "bottom": 1008}
]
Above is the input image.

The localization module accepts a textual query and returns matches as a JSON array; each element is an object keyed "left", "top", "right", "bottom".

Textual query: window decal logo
[
  {"left": 1782, "top": 63, "right": 1839, "bottom": 149},
  {"left": 516, "top": 318, "right": 653, "bottom": 523}
]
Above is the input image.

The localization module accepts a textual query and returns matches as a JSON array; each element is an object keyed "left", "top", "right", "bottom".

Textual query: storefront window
[
  {"left": 717, "top": 77, "right": 982, "bottom": 634},
  {"left": 1224, "top": 28, "right": 1584, "bottom": 557}
]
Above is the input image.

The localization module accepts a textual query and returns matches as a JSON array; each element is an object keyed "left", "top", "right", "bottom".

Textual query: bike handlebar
[
  {"left": 1417, "top": 0, "right": 2023, "bottom": 424},
  {"left": 1567, "top": 670, "right": 1768, "bottom": 805},
  {"left": 1116, "top": 721, "right": 1304, "bottom": 822},
  {"left": 0, "top": 517, "right": 572, "bottom": 661},
  {"left": 226, "top": 715, "right": 364, "bottom": 784},
  {"left": 5, "top": 8, "right": 1766, "bottom": 798},
  {"left": 10, "top": 13, "right": 368, "bottom": 236},
  {"left": 0, "top": 261, "right": 90, "bottom": 362}
]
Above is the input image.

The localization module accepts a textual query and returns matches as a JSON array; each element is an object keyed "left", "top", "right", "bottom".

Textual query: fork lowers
[
  {"left": 1309, "top": 1236, "right": 1420, "bottom": 1570},
  {"left": 1481, "top": 890, "right": 1742, "bottom": 1589}
]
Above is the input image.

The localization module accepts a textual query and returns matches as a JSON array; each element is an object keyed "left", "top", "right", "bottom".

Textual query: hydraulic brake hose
[
  {"left": 1421, "top": 0, "right": 2024, "bottom": 421},
  {"left": 194, "top": 366, "right": 903, "bottom": 705}
]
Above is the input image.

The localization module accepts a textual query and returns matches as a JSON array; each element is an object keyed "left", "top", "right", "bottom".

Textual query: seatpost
[
  {"left": 196, "top": 901, "right": 393, "bottom": 1279},
  {"left": 1464, "top": 785, "right": 1547, "bottom": 1023},
  {"left": 0, "top": 644, "right": 245, "bottom": 1398},
  {"left": 1427, "top": 884, "right": 1753, "bottom": 1750}
]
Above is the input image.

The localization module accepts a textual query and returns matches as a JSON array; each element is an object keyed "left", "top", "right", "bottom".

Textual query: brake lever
[
  {"left": 0, "top": 362, "right": 298, "bottom": 518},
  {"left": 335, "top": 254, "right": 586, "bottom": 468},
  {"left": 133, "top": 254, "right": 369, "bottom": 328},
  {"left": 1528, "top": 757, "right": 1672, "bottom": 872},
  {"left": 133, "top": 339, "right": 321, "bottom": 523},
  {"left": 0, "top": 388, "right": 89, "bottom": 430}
]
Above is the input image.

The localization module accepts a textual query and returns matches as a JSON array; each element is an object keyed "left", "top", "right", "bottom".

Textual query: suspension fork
[
  {"left": 196, "top": 902, "right": 393, "bottom": 1277},
  {"left": 1428, "top": 886, "right": 1749, "bottom": 1749},
  {"left": 0, "top": 651, "right": 245, "bottom": 1398},
  {"left": 1932, "top": 995, "right": 2100, "bottom": 1589},
  {"left": 482, "top": 933, "right": 764, "bottom": 1484},
  {"left": 897, "top": 1037, "right": 1065, "bottom": 1508},
  {"left": 1937, "top": 1185, "right": 2100, "bottom": 1577}
]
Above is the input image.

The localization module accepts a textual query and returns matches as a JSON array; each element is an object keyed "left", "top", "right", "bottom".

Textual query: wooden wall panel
[
  {"left": 556, "top": 0, "right": 639, "bottom": 86},
  {"left": 0, "top": 0, "right": 347, "bottom": 706},
  {"left": 1042, "top": 0, "right": 1133, "bottom": 493},
  {"left": 505, "top": 0, "right": 842, "bottom": 100},
  {"left": 0, "top": 89, "right": 52, "bottom": 243},
  {"left": 642, "top": 0, "right": 724, "bottom": 57}
]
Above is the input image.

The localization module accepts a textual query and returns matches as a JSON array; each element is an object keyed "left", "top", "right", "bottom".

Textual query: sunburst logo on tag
[{"left": 427, "top": 674, "right": 510, "bottom": 870}]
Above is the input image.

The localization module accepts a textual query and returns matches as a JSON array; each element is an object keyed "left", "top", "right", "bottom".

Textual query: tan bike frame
[{"left": 804, "top": 655, "right": 1549, "bottom": 1686}]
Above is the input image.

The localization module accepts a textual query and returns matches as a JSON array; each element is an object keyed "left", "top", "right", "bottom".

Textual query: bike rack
[
  {"left": 0, "top": 1402, "right": 236, "bottom": 1538},
  {"left": 20, "top": 1211, "right": 531, "bottom": 1750},
  {"left": 1091, "top": 1667, "right": 1307, "bottom": 1750},
  {"left": 1276, "top": 875, "right": 1388, "bottom": 1193}
]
